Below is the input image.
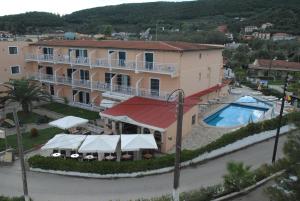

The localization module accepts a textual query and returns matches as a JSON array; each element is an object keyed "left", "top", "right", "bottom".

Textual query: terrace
[{"left": 25, "top": 54, "right": 178, "bottom": 76}]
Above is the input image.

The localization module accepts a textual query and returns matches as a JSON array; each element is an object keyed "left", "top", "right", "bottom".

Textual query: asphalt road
[{"left": 0, "top": 136, "right": 287, "bottom": 201}]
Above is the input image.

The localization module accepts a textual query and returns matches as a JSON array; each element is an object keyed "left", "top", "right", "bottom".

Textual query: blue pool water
[{"left": 204, "top": 96, "right": 270, "bottom": 127}]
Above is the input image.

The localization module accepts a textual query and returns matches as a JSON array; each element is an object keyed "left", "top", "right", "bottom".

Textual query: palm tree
[
  {"left": 223, "top": 161, "right": 256, "bottom": 192},
  {"left": 0, "top": 78, "right": 51, "bottom": 113}
]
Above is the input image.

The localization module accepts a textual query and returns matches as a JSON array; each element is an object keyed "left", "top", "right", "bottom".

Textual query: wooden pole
[{"left": 172, "top": 90, "right": 184, "bottom": 201}]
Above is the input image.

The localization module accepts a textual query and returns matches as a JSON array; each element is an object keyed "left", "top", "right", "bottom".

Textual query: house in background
[
  {"left": 248, "top": 59, "right": 300, "bottom": 80},
  {"left": 272, "top": 33, "right": 296, "bottom": 41},
  {"left": 24, "top": 40, "right": 228, "bottom": 152}
]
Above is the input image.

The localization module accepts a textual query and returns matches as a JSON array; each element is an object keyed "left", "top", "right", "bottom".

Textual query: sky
[{"left": 0, "top": 0, "right": 191, "bottom": 16}]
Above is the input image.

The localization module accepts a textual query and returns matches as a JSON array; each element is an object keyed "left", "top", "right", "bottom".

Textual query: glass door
[
  {"left": 150, "top": 78, "right": 159, "bottom": 96},
  {"left": 145, "top": 53, "right": 153, "bottom": 70}
]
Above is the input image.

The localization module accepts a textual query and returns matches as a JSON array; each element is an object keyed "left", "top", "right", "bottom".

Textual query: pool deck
[{"left": 170, "top": 86, "right": 256, "bottom": 152}]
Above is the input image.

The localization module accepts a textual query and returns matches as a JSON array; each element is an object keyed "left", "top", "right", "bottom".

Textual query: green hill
[{"left": 0, "top": 0, "right": 299, "bottom": 35}]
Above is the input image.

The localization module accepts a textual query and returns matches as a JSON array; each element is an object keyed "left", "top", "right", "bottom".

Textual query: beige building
[
  {"left": 23, "top": 40, "right": 228, "bottom": 152},
  {"left": 0, "top": 41, "right": 31, "bottom": 85}
]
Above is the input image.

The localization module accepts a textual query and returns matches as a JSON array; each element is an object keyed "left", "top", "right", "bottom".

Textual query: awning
[
  {"left": 78, "top": 135, "right": 120, "bottom": 153},
  {"left": 100, "top": 99, "right": 116, "bottom": 109},
  {"left": 49, "top": 116, "right": 89, "bottom": 130},
  {"left": 41, "top": 134, "right": 86, "bottom": 150},
  {"left": 121, "top": 134, "right": 158, "bottom": 151}
]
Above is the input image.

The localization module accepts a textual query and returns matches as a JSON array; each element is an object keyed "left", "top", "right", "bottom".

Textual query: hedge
[
  {"left": 0, "top": 196, "right": 27, "bottom": 201},
  {"left": 28, "top": 112, "right": 300, "bottom": 175}
]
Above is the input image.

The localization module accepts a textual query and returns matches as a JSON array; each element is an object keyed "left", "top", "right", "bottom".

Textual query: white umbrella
[
  {"left": 41, "top": 134, "right": 86, "bottom": 150},
  {"left": 121, "top": 134, "right": 158, "bottom": 151},
  {"left": 49, "top": 116, "right": 89, "bottom": 130},
  {"left": 78, "top": 135, "right": 120, "bottom": 153}
]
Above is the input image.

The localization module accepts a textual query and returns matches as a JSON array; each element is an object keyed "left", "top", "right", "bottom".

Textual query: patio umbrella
[
  {"left": 78, "top": 135, "right": 120, "bottom": 153},
  {"left": 41, "top": 134, "right": 86, "bottom": 150},
  {"left": 121, "top": 134, "right": 158, "bottom": 151},
  {"left": 49, "top": 116, "right": 89, "bottom": 130}
]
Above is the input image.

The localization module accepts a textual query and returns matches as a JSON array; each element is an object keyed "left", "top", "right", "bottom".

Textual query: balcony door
[
  {"left": 80, "top": 70, "right": 89, "bottom": 81},
  {"left": 118, "top": 51, "right": 126, "bottom": 66},
  {"left": 43, "top": 47, "right": 53, "bottom": 55},
  {"left": 117, "top": 74, "right": 130, "bottom": 87},
  {"left": 150, "top": 78, "right": 160, "bottom": 96},
  {"left": 75, "top": 49, "right": 88, "bottom": 58},
  {"left": 145, "top": 52, "right": 153, "bottom": 70},
  {"left": 45, "top": 67, "right": 53, "bottom": 75},
  {"left": 78, "top": 91, "right": 90, "bottom": 104}
]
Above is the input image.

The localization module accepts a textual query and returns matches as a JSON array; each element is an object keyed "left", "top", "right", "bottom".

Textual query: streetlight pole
[
  {"left": 272, "top": 73, "right": 289, "bottom": 164},
  {"left": 12, "top": 109, "right": 29, "bottom": 201}
]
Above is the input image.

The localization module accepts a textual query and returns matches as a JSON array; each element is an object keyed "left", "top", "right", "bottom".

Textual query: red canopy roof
[{"left": 102, "top": 84, "right": 226, "bottom": 129}]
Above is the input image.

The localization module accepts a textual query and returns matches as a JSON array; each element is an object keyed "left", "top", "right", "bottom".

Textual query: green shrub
[
  {"left": 0, "top": 196, "right": 27, "bottom": 201},
  {"left": 223, "top": 161, "right": 256, "bottom": 192},
  {"left": 180, "top": 185, "right": 223, "bottom": 201},
  {"left": 36, "top": 115, "right": 50, "bottom": 124},
  {"left": 30, "top": 128, "right": 39, "bottom": 138}
]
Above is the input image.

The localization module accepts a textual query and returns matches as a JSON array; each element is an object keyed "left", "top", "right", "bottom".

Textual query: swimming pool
[{"left": 204, "top": 96, "right": 270, "bottom": 127}]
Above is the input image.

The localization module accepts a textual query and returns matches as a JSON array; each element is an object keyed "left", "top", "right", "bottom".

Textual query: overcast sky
[{"left": 1, "top": 0, "right": 191, "bottom": 16}]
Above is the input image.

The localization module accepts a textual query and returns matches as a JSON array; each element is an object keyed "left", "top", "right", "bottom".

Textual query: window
[
  {"left": 198, "top": 73, "right": 202, "bottom": 81},
  {"left": 145, "top": 52, "right": 154, "bottom": 70},
  {"left": 118, "top": 51, "right": 126, "bottom": 66},
  {"left": 9, "top": 46, "right": 18, "bottom": 55},
  {"left": 11, "top": 66, "right": 20, "bottom": 74},
  {"left": 150, "top": 78, "right": 160, "bottom": 96},
  {"left": 192, "top": 115, "right": 196, "bottom": 125}
]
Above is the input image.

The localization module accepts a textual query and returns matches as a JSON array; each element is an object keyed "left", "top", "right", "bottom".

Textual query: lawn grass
[
  {"left": 41, "top": 102, "right": 99, "bottom": 120},
  {"left": 0, "top": 127, "right": 63, "bottom": 152},
  {"left": 5, "top": 111, "right": 46, "bottom": 124}
]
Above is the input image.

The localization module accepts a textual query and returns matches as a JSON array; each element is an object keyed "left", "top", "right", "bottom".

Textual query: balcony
[
  {"left": 29, "top": 72, "right": 173, "bottom": 101},
  {"left": 26, "top": 54, "right": 178, "bottom": 76}
]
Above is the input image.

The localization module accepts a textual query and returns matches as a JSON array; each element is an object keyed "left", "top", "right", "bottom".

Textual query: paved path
[
  {"left": 33, "top": 108, "right": 64, "bottom": 119},
  {"left": 5, "top": 123, "right": 51, "bottom": 136},
  {"left": 0, "top": 135, "right": 288, "bottom": 201}
]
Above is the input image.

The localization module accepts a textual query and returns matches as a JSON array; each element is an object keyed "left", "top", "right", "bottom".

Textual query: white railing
[
  {"left": 29, "top": 72, "right": 174, "bottom": 100},
  {"left": 26, "top": 54, "right": 178, "bottom": 75},
  {"left": 136, "top": 61, "right": 177, "bottom": 74}
]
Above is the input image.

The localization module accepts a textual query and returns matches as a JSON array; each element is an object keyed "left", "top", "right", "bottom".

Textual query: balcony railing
[
  {"left": 26, "top": 54, "right": 178, "bottom": 76},
  {"left": 28, "top": 72, "right": 173, "bottom": 100}
]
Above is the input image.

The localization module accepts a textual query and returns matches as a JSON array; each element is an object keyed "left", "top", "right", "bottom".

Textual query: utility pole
[
  {"left": 173, "top": 90, "right": 184, "bottom": 201},
  {"left": 272, "top": 73, "right": 289, "bottom": 164},
  {"left": 12, "top": 109, "right": 29, "bottom": 201}
]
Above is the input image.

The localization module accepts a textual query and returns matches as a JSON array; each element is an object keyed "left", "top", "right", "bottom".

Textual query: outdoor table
[
  {"left": 121, "top": 154, "right": 132, "bottom": 160},
  {"left": 70, "top": 154, "right": 79, "bottom": 159},
  {"left": 143, "top": 153, "right": 153, "bottom": 159},
  {"left": 84, "top": 155, "right": 95, "bottom": 160},
  {"left": 105, "top": 155, "right": 116, "bottom": 161},
  {"left": 52, "top": 153, "right": 61, "bottom": 157}
]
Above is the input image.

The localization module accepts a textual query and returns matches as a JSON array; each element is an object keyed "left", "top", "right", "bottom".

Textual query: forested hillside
[{"left": 0, "top": 0, "right": 299, "bottom": 35}]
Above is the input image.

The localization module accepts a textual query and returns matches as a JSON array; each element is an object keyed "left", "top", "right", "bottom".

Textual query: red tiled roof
[
  {"left": 249, "top": 59, "right": 300, "bottom": 71},
  {"left": 31, "top": 40, "right": 224, "bottom": 52},
  {"left": 102, "top": 84, "right": 226, "bottom": 129}
]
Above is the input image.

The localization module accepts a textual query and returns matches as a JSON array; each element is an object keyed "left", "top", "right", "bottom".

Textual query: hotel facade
[{"left": 1, "top": 40, "right": 228, "bottom": 152}]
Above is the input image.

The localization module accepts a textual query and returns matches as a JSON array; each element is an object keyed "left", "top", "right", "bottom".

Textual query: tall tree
[{"left": 0, "top": 78, "right": 51, "bottom": 114}]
